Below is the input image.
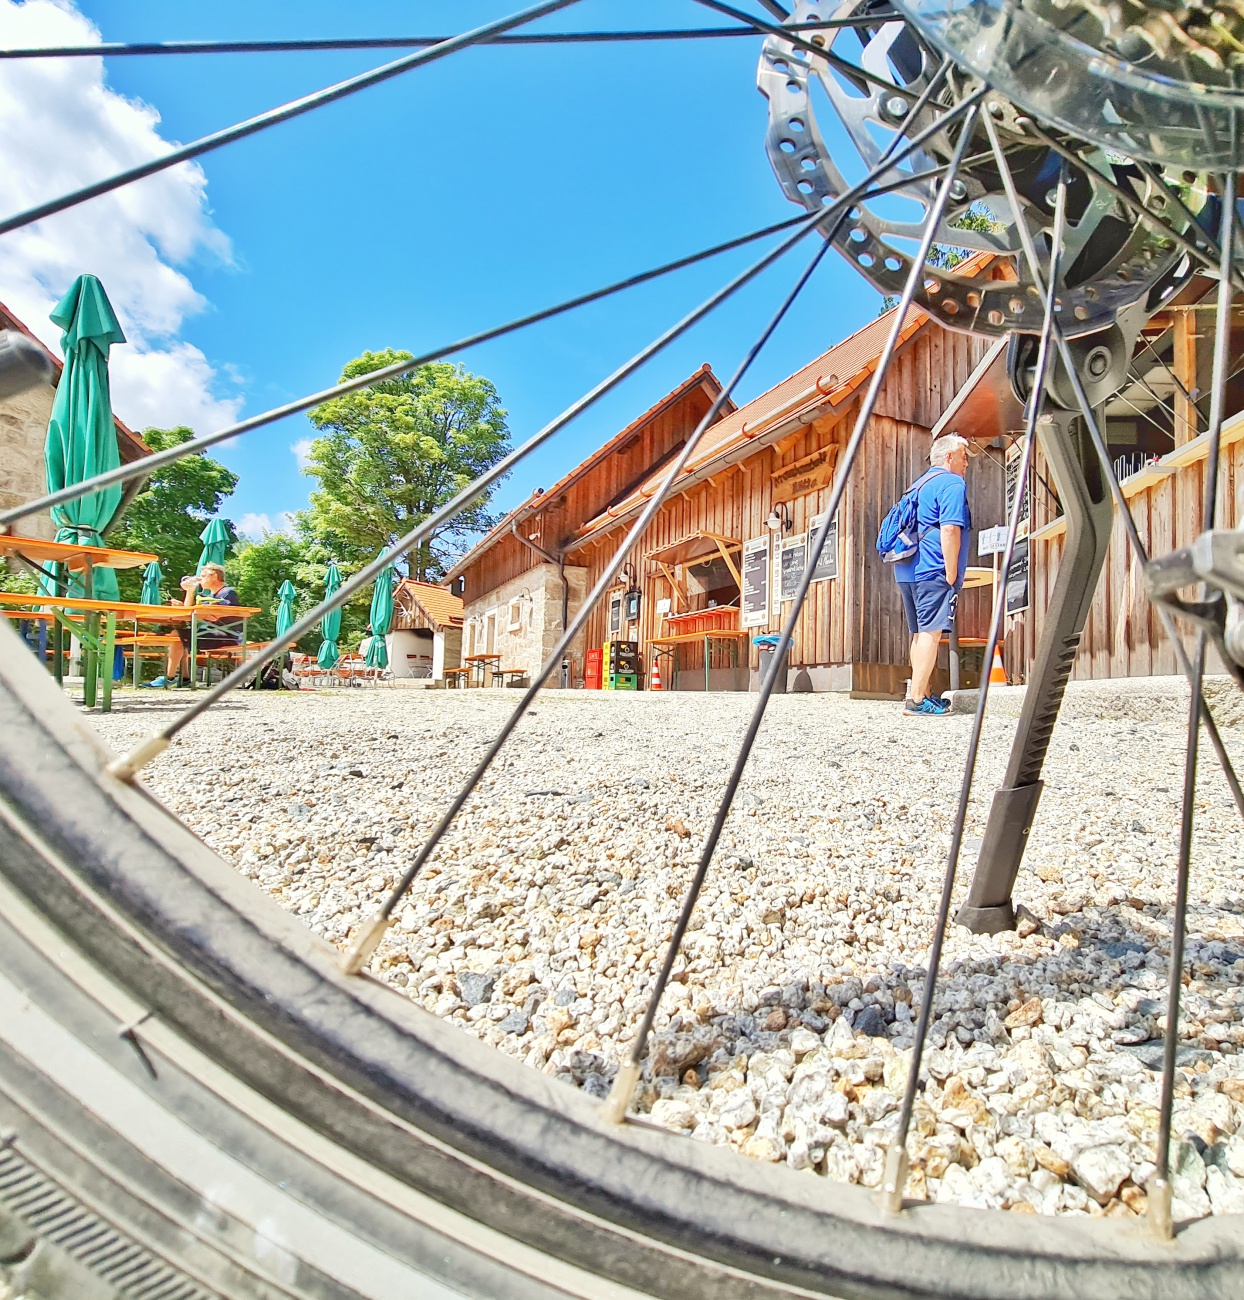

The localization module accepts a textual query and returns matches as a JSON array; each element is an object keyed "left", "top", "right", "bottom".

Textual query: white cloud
[
  {"left": 291, "top": 437, "right": 314, "bottom": 469},
  {"left": 237, "top": 511, "right": 295, "bottom": 540},
  {"left": 0, "top": 0, "right": 241, "bottom": 433}
]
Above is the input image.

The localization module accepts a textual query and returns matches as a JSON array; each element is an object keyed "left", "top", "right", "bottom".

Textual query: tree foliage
[
  {"left": 107, "top": 426, "right": 239, "bottom": 602},
  {"left": 230, "top": 530, "right": 371, "bottom": 652},
  {"left": 300, "top": 352, "right": 511, "bottom": 581}
]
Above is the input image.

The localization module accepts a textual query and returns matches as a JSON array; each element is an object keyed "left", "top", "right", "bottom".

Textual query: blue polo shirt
[{"left": 912, "top": 472, "right": 971, "bottom": 584}]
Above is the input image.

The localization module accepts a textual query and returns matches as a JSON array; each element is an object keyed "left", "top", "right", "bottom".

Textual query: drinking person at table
[{"left": 146, "top": 562, "right": 242, "bottom": 688}]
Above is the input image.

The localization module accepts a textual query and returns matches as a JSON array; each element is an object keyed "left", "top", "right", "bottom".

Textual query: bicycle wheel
[{"left": 3, "top": 3, "right": 1244, "bottom": 1295}]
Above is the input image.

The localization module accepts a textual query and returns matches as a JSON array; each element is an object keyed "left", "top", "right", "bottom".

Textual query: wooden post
[{"left": 1173, "top": 310, "right": 1199, "bottom": 446}]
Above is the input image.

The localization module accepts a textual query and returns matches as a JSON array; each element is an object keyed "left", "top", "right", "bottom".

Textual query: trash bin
[{"left": 753, "top": 635, "right": 787, "bottom": 695}]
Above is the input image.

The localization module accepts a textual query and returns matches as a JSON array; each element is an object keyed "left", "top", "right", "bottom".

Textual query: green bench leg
[{"left": 100, "top": 613, "right": 116, "bottom": 712}]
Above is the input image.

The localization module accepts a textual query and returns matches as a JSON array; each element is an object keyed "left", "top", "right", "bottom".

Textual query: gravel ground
[{"left": 91, "top": 678, "right": 1244, "bottom": 1221}]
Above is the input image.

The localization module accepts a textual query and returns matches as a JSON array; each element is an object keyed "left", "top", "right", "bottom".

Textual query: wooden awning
[
  {"left": 645, "top": 531, "right": 741, "bottom": 568},
  {"left": 931, "top": 337, "right": 1025, "bottom": 445}
]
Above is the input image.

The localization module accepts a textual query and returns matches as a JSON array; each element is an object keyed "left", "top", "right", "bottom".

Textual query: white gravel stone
[{"left": 90, "top": 679, "right": 1244, "bottom": 1218}]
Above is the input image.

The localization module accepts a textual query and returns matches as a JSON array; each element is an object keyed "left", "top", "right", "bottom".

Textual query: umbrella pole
[
  {"left": 51, "top": 563, "right": 64, "bottom": 686},
  {"left": 132, "top": 616, "right": 140, "bottom": 688},
  {"left": 101, "top": 612, "right": 115, "bottom": 712}
]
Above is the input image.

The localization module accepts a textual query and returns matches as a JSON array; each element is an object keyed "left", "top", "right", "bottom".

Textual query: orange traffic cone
[
  {"left": 651, "top": 654, "right": 662, "bottom": 691},
  {"left": 989, "top": 645, "right": 1007, "bottom": 685}
]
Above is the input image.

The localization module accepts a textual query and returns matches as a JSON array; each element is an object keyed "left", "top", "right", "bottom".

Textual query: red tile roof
[
  {"left": 396, "top": 579, "right": 464, "bottom": 628},
  {"left": 446, "top": 365, "right": 729, "bottom": 580}
]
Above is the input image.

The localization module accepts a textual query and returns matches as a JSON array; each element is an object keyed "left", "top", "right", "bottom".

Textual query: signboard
[
  {"left": 1005, "top": 438, "right": 1030, "bottom": 540},
  {"left": 608, "top": 592, "right": 623, "bottom": 638},
  {"left": 772, "top": 534, "right": 783, "bottom": 619},
  {"left": 1005, "top": 538, "right": 1030, "bottom": 615},
  {"left": 978, "top": 525, "right": 1008, "bottom": 557},
  {"left": 809, "top": 511, "right": 839, "bottom": 581},
  {"left": 655, "top": 596, "right": 671, "bottom": 616},
  {"left": 742, "top": 535, "right": 770, "bottom": 627},
  {"left": 780, "top": 533, "right": 808, "bottom": 601},
  {"left": 771, "top": 444, "right": 840, "bottom": 496}
]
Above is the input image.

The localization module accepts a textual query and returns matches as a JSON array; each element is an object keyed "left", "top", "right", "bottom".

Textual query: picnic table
[
  {"left": 946, "top": 565, "right": 997, "bottom": 691},
  {"left": 0, "top": 590, "right": 261, "bottom": 711},
  {"left": 648, "top": 629, "right": 747, "bottom": 692},
  {"left": 463, "top": 652, "right": 502, "bottom": 687}
]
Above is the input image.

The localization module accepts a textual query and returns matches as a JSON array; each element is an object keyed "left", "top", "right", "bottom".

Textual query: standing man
[
  {"left": 906, "top": 433, "right": 972, "bottom": 716},
  {"left": 146, "top": 562, "right": 242, "bottom": 688}
]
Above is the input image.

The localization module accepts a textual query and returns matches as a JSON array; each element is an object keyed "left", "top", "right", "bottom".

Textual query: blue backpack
[{"left": 876, "top": 467, "right": 946, "bottom": 565}]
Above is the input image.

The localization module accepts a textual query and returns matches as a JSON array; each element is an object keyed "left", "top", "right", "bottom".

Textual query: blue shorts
[
  {"left": 898, "top": 581, "right": 918, "bottom": 636},
  {"left": 913, "top": 577, "right": 959, "bottom": 634}
]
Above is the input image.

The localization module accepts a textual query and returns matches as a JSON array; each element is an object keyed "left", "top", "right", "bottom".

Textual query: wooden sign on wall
[{"left": 771, "top": 444, "right": 840, "bottom": 497}]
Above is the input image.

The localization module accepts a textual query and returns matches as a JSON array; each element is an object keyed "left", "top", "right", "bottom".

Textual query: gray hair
[
  {"left": 929, "top": 433, "right": 969, "bottom": 467},
  {"left": 200, "top": 562, "right": 226, "bottom": 581}
]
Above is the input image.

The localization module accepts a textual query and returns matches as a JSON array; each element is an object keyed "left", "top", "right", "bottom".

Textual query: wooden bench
[
  {"left": 442, "top": 667, "right": 469, "bottom": 688},
  {"left": 497, "top": 668, "right": 528, "bottom": 688}
]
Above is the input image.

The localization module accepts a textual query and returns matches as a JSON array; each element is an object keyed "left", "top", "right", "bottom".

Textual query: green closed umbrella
[
  {"left": 276, "top": 580, "right": 298, "bottom": 639},
  {"left": 365, "top": 563, "right": 394, "bottom": 668},
  {"left": 197, "top": 517, "right": 231, "bottom": 569},
  {"left": 42, "top": 274, "right": 126, "bottom": 600},
  {"left": 316, "top": 563, "right": 342, "bottom": 668},
  {"left": 139, "top": 560, "right": 163, "bottom": 605}
]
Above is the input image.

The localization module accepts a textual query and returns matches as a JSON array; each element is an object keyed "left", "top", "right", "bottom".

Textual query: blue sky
[{"left": 52, "top": 1, "right": 885, "bottom": 538}]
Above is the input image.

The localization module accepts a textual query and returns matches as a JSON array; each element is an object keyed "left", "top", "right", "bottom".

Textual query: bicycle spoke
[
  {"left": 882, "top": 138, "right": 1070, "bottom": 1213},
  {"left": 1150, "top": 169, "right": 1236, "bottom": 1243},
  {"left": 692, "top": 0, "right": 925, "bottom": 105},
  {"left": 342, "top": 235, "right": 835, "bottom": 976},
  {"left": 104, "top": 205, "right": 835, "bottom": 782},
  {"left": 604, "top": 99, "right": 983, "bottom": 1124},
  {"left": 0, "top": 0, "right": 584, "bottom": 238},
  {"left": 0, "top": 21, "right": 881, "bottom": 59},
  {"left": 2, "top": 81, "right": 971, "bottom": 531}
]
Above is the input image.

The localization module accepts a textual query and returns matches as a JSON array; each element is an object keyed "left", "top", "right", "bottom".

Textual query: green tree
[
  {"left": 300, "top": 352, "right": 510, "bottom": 581},
  {"left": 230, "top": 530, "right": 371, "bottom": 653},
  {"left": 107, "top": 426, "right": 239, "bottom": 601}
]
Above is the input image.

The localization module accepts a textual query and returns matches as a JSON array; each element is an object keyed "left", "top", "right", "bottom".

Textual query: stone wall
[
  {"left": 0, "top": 384, "right": 55, "bottom": 540},
  {"left": 463, "top": 561, "right": 588, "bottom": 686}
]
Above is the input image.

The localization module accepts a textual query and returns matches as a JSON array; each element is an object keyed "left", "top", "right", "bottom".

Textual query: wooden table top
[
  {"left": 0, "top": 591, "right": 261, "bottom": 621},
  {"left": 962, "top": 565, "right": 995, "bottom": 590},
  {"left": 649, "top": 630, "right": 749, "bottom": 647},
  {"left": 463, "top": 653, "right": 502, "bottom": 662},
  {"left": 0, "top": 533, "right": 159, "bottom": 572}
]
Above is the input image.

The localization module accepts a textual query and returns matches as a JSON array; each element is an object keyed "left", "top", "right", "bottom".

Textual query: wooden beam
[
  {"left": 657, "top": 561, "right": 689, "bottom": 612},
  {"left": 714, "top": 537, "right": 742, "bottom": 588},
  {"left": 1173, "top": 309, "right": 1199, "bottom": 446}
]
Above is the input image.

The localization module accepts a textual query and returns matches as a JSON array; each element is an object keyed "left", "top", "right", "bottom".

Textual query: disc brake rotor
[{"left": 759, "top": 0, "right": 1211, "bottom": 337}]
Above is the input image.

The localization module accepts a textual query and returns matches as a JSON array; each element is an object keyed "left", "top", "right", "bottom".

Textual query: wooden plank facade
[{"left": 449, "top": 283, "right": 1011, "bottom": 693}]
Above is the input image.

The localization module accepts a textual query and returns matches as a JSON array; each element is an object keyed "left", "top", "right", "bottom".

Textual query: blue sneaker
[
  {"left": 904, "top": 696, "right": 949, "bottom": 716},
  {"left": 142, "top": 676, "right": 168, "bottom": 689}
]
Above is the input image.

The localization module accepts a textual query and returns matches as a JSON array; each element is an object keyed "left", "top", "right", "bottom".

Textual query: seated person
[{"left": 146, "top": 562, "right": 242, "bottom": 688}]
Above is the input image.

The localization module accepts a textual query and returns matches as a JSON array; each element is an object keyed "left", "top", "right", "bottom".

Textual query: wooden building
[
  {"left": 390, "top": 578, "right": 463, "bottom": 680},
  {"left": 449, "top": 257, "right": 1016, "bottom": 694},
  {"left": 943, "top": 274, "right": 1244, "bottom": 683}
]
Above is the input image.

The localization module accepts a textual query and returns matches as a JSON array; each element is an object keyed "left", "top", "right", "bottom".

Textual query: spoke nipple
[
  {"left": 340, "top": 912, "right": 391, "bottom": 975},
  {"left": 879, "top": 1142, "right": 909, "bottom": 1214},
  {"left": 1147, "top": 1176, "right": 1174, "bottom": 1241},
  {"left": 602, "top": 1060, "right": 642, "bottom": 1125},
  {"left": 106, "top": 735, "right": 171, "bottom": 783}
]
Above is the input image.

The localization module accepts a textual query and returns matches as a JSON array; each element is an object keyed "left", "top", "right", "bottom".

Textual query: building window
[{"left": 508, "top": 598, "right": 524, "bottom": 632}]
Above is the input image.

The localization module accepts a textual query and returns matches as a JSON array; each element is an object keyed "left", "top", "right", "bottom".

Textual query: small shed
[{"left": 391, "top": 579, "right": 464, "bottom": 680}]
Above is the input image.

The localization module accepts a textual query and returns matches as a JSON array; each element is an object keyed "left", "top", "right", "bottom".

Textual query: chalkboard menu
[
  {"left": 809, "top": 512, "right": 839, "bottom": 582},
  {"left": 780, "top": 533, "right": 808, "bottom": 602},
  {"left": 1006, "top": 437, "right": 1030, "bottom": 540},
  {"left": 1005, "top": 538, "right": 1030, "bottom": 615},
  {"left": 742, "top": 535, "right": 770, "bottom": 626},
  {"left": 608, "top": 593, "right": 622, "bottom": 637}
]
